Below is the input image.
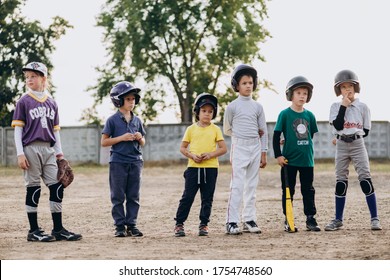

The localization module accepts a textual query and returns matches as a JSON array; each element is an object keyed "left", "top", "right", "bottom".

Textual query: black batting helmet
[
  {"left": 193, "top": 93, "right": 218, "bottom": 120},
  {"left": 334, "top": 70, "right": 360, "bottom": 96},
  {"left": 285, "top": 76, "right": 313, "bottom": 102},
  {"left": 231, "top": 64, "right": 258, "bottom": 92},
  {"left": 110, "top": 81, "right": 141, "bottom": 108}
]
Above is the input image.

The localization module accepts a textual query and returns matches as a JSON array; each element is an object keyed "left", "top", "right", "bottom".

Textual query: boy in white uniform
[{"left": 224, "top": 64, "right": 268, "bottom": 235}]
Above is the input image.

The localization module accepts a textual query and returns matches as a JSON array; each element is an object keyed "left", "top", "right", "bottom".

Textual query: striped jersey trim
[{"left": 11, "top": 120, "right": 25, "bottom": 127}]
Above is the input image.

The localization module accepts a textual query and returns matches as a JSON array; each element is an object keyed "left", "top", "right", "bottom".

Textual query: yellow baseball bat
[{"left": 284, "top": 166, "right": 297, "bottom": 233}]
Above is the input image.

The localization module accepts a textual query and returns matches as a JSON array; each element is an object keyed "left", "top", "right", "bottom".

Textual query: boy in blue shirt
[{"left": 101, "top": 81, "right": 146, "bottom": 237}]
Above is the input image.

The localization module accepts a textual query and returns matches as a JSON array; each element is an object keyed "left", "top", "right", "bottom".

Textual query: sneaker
[
  {"left": 115, "top": 226, "right": 126, "bottom": 237},
  {"left": 284, "top": 220, "right": 298, "bottom": 233},
  {"left": 243, "top": 221, "right": 261, "bottom": 234},
  {"left": 127, "top": 225, "right": 143, "bottom": 237},
  {"left": 371, "top": 218, "right": 382, "bottom": 230},
  {"left": 226, "top": 222, "right": 242, "bottom": 235},
  {"left": 198, "top": 224, "right": 209, "bottom": 236},
  {"left": 324, "top": 219, "right": 343, "bottom": 231},
  {"left": 306, "top": 216, "right": 321, "bottom": 231},
  {"left": 174, "top": 224, "right": 185, "bottom": 237},
  {"left": 27, "top": 228, "right": 55, "bottom": 242},
  {"left": 51, "top": 228, "right": 82, "bottom": 241}
]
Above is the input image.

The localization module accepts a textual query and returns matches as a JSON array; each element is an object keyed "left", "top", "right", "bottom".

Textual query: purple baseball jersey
[{"left": 12, "top": 93, "right": 60, "bottom": 147}]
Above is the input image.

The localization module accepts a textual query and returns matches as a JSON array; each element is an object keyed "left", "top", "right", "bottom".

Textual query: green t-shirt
[{"left": 274, "top": 107, "right": 318, "bottom": 167}]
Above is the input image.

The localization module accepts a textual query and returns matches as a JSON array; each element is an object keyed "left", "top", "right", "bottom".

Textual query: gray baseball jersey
[{"left": 329, "top": 98, "right": 371, "bottom": 136}]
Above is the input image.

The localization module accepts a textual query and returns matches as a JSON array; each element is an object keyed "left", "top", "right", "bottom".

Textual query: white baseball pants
[{"left": 226, "top": 137, "right": 261, "bottom": 224}]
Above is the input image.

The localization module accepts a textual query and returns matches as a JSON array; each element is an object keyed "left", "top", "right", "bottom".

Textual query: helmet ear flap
[
  {"left": 286, "top": 89, "right": 293, "bottom": 101},
  {"left": 231, "top": 77, "right": 238, "bottom": 92}
]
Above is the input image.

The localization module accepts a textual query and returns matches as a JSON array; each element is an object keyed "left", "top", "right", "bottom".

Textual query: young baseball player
[
  {"left": 101, "top": 81, "right": 146, "bottom": 237},
  {"left": 273, "top": 76, "right": 320, "bottom": 232},
  {"left": 325, "top": 70, "right": 382, "bottom": 231},
  {"left": 12, "top": 62, "right": 82, "bottom": 242},
  {"left": 174, "top": 93, "right": 227, "bottom": 237},
  {"left": 224, "top": 64, "right": 268, "bottom": 235}
]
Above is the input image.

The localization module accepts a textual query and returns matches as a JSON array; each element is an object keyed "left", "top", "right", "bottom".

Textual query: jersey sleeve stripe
[{"left": 11, "top": 120, "right": 25, "bottom": 127}]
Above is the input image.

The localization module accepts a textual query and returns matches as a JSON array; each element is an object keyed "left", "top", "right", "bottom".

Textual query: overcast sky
[{"left": 22, "top": 0, "right": 390, "bottom": 126}]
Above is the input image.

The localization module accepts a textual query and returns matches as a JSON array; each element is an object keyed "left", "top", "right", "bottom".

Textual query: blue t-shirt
[{"left": 102, "top": 111, "right": 146, "bottom": 163}]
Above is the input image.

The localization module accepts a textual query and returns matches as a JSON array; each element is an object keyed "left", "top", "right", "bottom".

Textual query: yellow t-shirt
[{"left": 182, "top": 123, "right": 224, "bottom": 168}]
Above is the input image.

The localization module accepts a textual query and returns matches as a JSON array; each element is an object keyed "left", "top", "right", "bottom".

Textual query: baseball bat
[{"left": 284, "top": 166, "right": 297, "bottom": 233}]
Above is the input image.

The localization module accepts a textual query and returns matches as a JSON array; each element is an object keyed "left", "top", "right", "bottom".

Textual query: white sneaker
[
  {"left": 243, "top": 221, "right": 261, "bottom": 234},
  {"left": 226, "top": 223, "right": 242, "bottom": 235},
  {"left": 371, "top": 218, "right": 382, "bottom": 230}
]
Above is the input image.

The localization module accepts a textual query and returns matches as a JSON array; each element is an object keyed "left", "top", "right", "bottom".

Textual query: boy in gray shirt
[{"left": 223, "top": 64, "right": 268, "bottom": 235}]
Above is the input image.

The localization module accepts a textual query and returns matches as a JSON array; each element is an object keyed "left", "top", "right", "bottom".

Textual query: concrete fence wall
[{"left": 1, "top": 121, "right": 389, "bottom": 166}]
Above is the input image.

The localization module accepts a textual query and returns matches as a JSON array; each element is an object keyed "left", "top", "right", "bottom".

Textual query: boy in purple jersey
[
  {"left": 12, "top": 62, "right": 82, "bottom": 242},
  {"left": 325, "top": 70, "right": 381, "bottom": 231}
]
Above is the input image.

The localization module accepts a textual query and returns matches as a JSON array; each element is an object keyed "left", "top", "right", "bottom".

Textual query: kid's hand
[
  {"left": 277, "top": 156, "right": 287, "bottom": 167},
  {"left": 260, "top": 153, "right": 267, "bottom": 168},
  {"left": 134, "top": 132, "right": 143, "bottom": 141},
  {"left": 192, "top": 154, "right": 203, "bottom": 163},
  {"left": 258, "top": 129, "right": 264, "bottom": 138},
  {"left": 201, "top": 153, "right": 211, "bottom": 161},
  {"left": 17, "top": 154, "right": 29, "bottom": 170},
  {"left": 121, "top": 132, "right": 136, "bottom": 141},
  {"left": 341, "top": 93, "right": 352, "bottom": 107}
]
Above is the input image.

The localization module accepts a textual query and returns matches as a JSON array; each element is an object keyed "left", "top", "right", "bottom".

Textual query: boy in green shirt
[{"left": 273, "top": 76, "right": 320, "bottom": 232}]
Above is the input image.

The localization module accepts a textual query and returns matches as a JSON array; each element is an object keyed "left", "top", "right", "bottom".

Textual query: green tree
[
  {"left": 93, "top": 0, "right": 271, "bottom": 123},
  {"left": 0, "top": 0, "right": 71, "bottom": 126}
]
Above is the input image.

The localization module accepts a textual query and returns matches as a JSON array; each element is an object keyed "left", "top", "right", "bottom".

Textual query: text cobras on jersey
[{"left": 29, "top": 106, "right": 55, "bottom": 120}]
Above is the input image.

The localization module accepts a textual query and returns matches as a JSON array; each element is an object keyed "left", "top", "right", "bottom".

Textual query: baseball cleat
[
  {"left": 27, "top": 228, "right": 55, "bottom": 242},
  {"left": 52, "top": 227, "right": 82, "bottom": 241}
]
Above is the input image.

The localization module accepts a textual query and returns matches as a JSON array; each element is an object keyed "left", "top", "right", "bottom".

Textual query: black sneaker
[
  {"left": 127, "top": 225, "right": 143, "bottom": 237},
  {"left": 51, "top": 228, "right": 82, "bottom": 241},
  {"left": 115, "top": 226, "right": 126, "bottom": 237},
  {"left": 306, "top": 216, "right": 321, "bottom": 231},
  {"left": 27, "top": 228, "right": 55, "bottom": 242}
]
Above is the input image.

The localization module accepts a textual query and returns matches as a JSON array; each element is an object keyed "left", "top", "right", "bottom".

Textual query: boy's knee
[
  {"left": 26, "top": 186, "right": 41, "bottom": 208},
  {"left": 335, "top": 180, "right": 348, "bottom": 196},
  {"left": 49, "top": 182, "right": 64, "bottom": 203},
  {"left": 360, "top": 179, "right": 374, "bottom": 195}
]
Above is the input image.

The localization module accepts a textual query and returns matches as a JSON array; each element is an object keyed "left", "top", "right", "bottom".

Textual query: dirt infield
[{"left": 1, "top": 162, "right": 389, "bottom": 260}]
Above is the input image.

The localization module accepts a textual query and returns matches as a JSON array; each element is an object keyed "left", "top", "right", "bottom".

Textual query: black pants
[
  {"left": 281, "top": 166, "right": 316, "bottom": 216},
  {"left": 175, "top": 168, "right": 218, "bottom": 226}
]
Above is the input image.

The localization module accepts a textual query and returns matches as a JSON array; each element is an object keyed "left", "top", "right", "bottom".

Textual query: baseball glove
[{"left": 57, "top": 158, "right": 74, "bottom": 188}]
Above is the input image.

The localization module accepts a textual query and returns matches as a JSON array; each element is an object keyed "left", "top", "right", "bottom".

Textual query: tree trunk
[{"left": 180, "top": 97, "right": 193, "bottom": 123}]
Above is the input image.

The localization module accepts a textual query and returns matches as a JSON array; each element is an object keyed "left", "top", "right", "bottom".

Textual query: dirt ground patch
[{"left": 1, "top": 162, "right": 389, "bottom": 260}]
